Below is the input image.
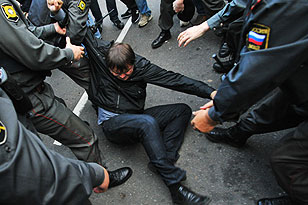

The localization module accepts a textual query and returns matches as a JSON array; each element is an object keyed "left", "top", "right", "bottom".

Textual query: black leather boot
[
  {"left": 205, "top": 124, "right": 251, "bottom": 148},
  {"left": 218, "top": 42, "right": 231, "bottom": 58},
  {"left": 108, "top": 167, "right": 133, "bottom": 188},
  {"left": 212, "top": 59, "right": 234, "bottom": 73},
  {"left": 257, "top": 196, "right": 293, "bottom": 205},
  {"left": 169, "top": 183, "right": 211, "bottom": 205},
  {"left": 151, "top": 30, "right": 171, "bottom": 49}
]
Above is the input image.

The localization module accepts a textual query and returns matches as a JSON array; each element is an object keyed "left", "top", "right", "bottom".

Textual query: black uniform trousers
[
  {"left": 159, "top": 0, "right": 225, "bottom": 31},
  {"left": 237, "top": 90, "right": 308, "bottom": 203},
  {"left": 102, "top": 103, "right": 191, "bottom": 186}
]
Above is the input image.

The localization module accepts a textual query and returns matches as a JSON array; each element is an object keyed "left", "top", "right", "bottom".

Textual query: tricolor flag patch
[
  {"left": 248, "top": 31, "right": 265, "bottom": 45},
  {"left": 246, "top": 23, "right": 270, "bottom": 51}
]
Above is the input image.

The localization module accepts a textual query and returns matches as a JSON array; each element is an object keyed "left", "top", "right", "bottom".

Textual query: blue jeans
[
  {"left": 135, "top": 0, "right": 151, "bottom": 16},
  {"left": 102, "top": 103, "right": 191, "bottom": 186}
]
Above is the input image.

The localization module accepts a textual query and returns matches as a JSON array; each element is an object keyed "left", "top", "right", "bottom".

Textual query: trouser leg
[
  {"left": 28, "top": 83, "right": 103, "bottom": 164},
  {"left": 105, "top": 0, "right": 119, "bottom": 22},
  {"left": 59, "top": 57, "right": 91, "bottom": 92},
  {"left": 270, "top": 120, "right": 308, "bottom": 204},
  {"left": 102, "top": 112, "right": 186, "bottom": 186},
  {"left": 239, "top": 90, "right": 305, "bottom": 135},
  {"left": 159, "top": 0, "right": 175, "bottom": 31},
  {"left": 200, "top": 0, "right": 225, "bottom": 17},
  {"left": 135, "top": 0, "right": 151, "bottom": 15},
  {"left": 144, "top": 103, "right": 192, "bottom": 162},
  {"left": 120, "top": 0, "right": 138, "bottom": 10},
  {"left": 90, "top": 0, "right": 103, "bottom": 22}
]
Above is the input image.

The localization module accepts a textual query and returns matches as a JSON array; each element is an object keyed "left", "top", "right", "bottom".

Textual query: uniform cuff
[
  {"left": 208, "top": 106, "right": 221, "bottom": 123},
  {"left": 50, "top": 9, "right": 66, "bottom": 21},
  {"left": 88, "top": 163, "right": 105, "bottom": 187}
]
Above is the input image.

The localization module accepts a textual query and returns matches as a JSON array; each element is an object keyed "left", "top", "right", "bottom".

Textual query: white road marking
[{"left": 53, "top": 18, "right": 132, "bottom": 146}]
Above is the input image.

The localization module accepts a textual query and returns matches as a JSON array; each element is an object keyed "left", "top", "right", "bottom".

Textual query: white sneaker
[
  {"left": 180, "top": 20, "right": 189, "bottom": 27},
  {"left": 138, "top": 14, "right": 153, "bottom": 27}
]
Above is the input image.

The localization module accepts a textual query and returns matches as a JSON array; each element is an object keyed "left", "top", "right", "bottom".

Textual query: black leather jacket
[{"left": 89, "top": 55, "right": 215, "bottom": 114}]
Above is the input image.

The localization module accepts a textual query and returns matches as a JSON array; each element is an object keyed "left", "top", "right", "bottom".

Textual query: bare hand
[
  {"left": 65, "top": 37, "right": 84, "bottom": 61},
  {"left": 200, "top": 100, "right": 214, "bottom": 110},
  {"left": 47, "top": 0, "right": 63, "bottom": 13},
  {"left": 177, "top": 21, "right": 210, "bottom": 47},
  {"left": 54, "top": 22, "right": 66, "bottom": 35},
  {"left": 173, "top": 0, "right": 184, "bottom": 13},
  {"left": 191, "top": 109, "right": 218, "bottom": 133}
]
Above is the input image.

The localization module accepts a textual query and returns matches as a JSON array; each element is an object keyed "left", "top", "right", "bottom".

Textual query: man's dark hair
[{"left": 106, "top": 43, "right": 135, "bottom": 73}]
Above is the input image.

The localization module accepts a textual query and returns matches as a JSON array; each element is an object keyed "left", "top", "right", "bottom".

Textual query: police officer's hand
[
  {"left": 54, "top": 22, "right": 66, "bottom": 35},
  {"left": 65, "top": 37, "right": 84, "bottom": 61},
  {"left": 191, "top": 109, "right": 218, "bottom": 133},
  {"left": 47, "top": 0, "right": 63, "bottom": 13},
  {"left": 178, "top": 21, "right": 210, "bottom": 47},
  {"left": 173, "top": 0, "right": 184, "bottom": 13}
]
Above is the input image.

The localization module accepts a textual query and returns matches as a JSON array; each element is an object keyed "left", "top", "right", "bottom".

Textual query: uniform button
[
  {"left": 220, "top": 23, "right": 223, "bottom": 27},
  {"left": 5, "top": 145, "right": 11, "bottom": 152},
  {"left": 213, "top": 27, "right": 216, "bottom": 31}
]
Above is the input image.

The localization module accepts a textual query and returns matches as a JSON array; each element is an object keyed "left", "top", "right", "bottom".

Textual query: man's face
[{"left": 110, "top": 65, "right": 134, "bottom": 81}]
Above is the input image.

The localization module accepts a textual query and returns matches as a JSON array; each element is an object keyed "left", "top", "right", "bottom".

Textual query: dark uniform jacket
[
  {"left": 89, "top": 55, "right": 215, "bottom": 114},
  {"left": 209, "top": 0, "right": 308, "bottom": 122}
]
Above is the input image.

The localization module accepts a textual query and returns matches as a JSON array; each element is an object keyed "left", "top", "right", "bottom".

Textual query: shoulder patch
[
  {"left": 77, "top": 0, "right": 86, "bottom": 12},
  {"left": 246, "top": 23, "right": 270, "bottom": 51},
  {"left": 1, "top": 3, "right": 19, "bottom": 22},
  {"left": 0, "top": 121, "right": 7, "bottom": 145}
]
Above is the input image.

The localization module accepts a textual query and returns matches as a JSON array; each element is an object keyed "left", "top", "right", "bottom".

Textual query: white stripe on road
[{"left": 53, "top": 19, "right": 132, "bottom": 146}]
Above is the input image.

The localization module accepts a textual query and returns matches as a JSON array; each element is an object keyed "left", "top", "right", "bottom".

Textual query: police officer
[
  {"left": 186, "top": 0, "right": 308, "bottom": 204},
  {"left": 0, "top": 86, "right": 132, "bottom": 204},
  {"left": 0, "top": 0, "right": 103, "bottom": 165}
]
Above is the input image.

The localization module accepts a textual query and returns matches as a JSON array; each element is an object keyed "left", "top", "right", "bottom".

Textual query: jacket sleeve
[
  {"left": 28, "top": 21, "right": 58, "bottom": 40},
  {"left": 208, "top": 0, "right": 308, "bottom": 122},
  {"left": 0, "top": 1, "right": 74, "bottom": 71},
  {"left": 140, "top": 59, "right": 215, "bottom": 99},
  {"left": 207, "top": 0, "right": 247, "bottom": 30},
  {"left": 66, "top": 0, "right": 91, "bottom": 45}
]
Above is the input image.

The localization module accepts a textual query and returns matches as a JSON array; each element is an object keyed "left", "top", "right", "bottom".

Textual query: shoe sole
[
  {"left": 173, "top": 196, "right": 211, "bottom": 205},
  {"left": 138, "top": 15, "right": 153, "bottom": 27},
  {"left": 121, "top": 15, "right": 131, "bottom": 19}
]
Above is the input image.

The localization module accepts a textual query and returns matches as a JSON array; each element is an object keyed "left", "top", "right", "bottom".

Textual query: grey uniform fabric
[
  {"left": 28, "top": 0, "right": 91, "bottom": 45},
  {"left": 0, "top": 88, "right": 105, "bottom": 204},
  {"left": 27, "top": 0, "right": 92, "bottom": 91},
  {"left": 159, "top": 0, "right": 225, "bottom": 31},
  {"left": 0, "top": 0, "right": 103, "bottom": 164},
  {"left": 207, "top": 0, "right": 308, "bottom": 203},
  {"left": 207, "top": 0, "right": 246, "bottom": 30}
]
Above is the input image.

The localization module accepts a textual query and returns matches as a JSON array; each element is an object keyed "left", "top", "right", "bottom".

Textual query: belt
[{"left": 35, "top": 82, "right": 45, "bottom": 94}]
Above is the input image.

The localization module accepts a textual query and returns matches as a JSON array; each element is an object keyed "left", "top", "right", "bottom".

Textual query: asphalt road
[{"left": 44, "top": 0, "right": 289, "bottom": 204}]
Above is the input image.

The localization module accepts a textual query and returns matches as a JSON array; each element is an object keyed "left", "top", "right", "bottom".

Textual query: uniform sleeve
[
  {"left": 0, "top": 3, "right": 74, "bottom": 71},
  {"left": 66, "top": 0, "right": 91, "bottom": 45},
  {"left": 207, "top": 0, "right": 246, "bottom": 30},
  {"left": 28, "top": 22, "right": 57, "bottom": 40},
  {"left": 140, "top": 59, "right": 215, "bottom": 99},
  {"left": 208, "top": 0, "right": 308, "bottom": 122}
]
